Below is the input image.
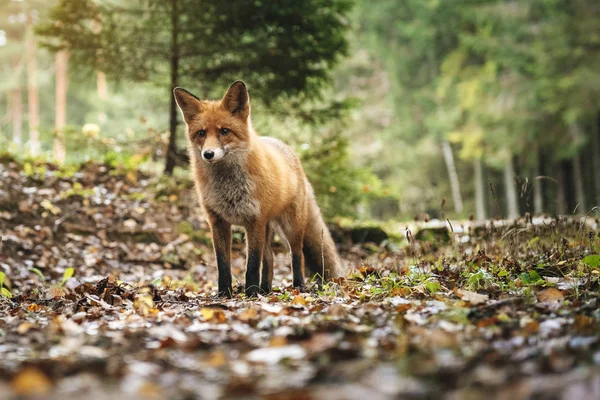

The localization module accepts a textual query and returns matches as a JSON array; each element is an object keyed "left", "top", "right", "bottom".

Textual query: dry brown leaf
[
  {"left": 137, "top": 381, "right": 162, "bottom": 398},
  {"left": 574, "top": 314, "right": 593, "bottom": 330},
  {"left": 537, "top": 287, "right": 564, "bottom": 303},
  {"left": 269, "top": 336, "right": 288, "bottom": 347},
  {"left": 11, "top": 368, "right": 52, "bottom": 395},
  {"left": 455, "top": 288, "right": 489, "bottom": 305},
  {"left": 238, "top": 307, "right": 259, "bottom": 322}
]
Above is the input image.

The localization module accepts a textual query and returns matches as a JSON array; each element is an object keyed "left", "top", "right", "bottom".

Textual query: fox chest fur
[{"left": 197, "top": 160, "right": 261, "bottom": 225}]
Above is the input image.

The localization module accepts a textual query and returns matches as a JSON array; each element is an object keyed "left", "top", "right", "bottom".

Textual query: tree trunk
[
  {"left": 165, "top": 0, "right": 180, "bottom": 175},
  {"left": 26, "top": 15, "right": 40, "bottom": 156},
  {"left": 533, "top": 150, "right": 543, "bottom": 215},
  {"left": 473, "top": 158, "right": 486, "bottom": 220},
  {"left": 592, "top": 112, "right": 600, "bottom": 207},
  {"left": 96, "top": 71, "right": 108, "bottom": 123},
  {"left": 572, "top": 152, "right": 586, "bottom": 214},
  {"left": 93, "top": 19, "right": 108, "bottom": 123},
  {"left": 556, "top": 162, "right": 567, "bottom": 215},
  {"left": 441, "top": 139, "right": 463, "bottom": 214},
  {"left": 53, "top": 50, "right": 69, "bottom": 164},
  {"left": 10, "top": 88, "right": 23, "bottom": 145},
  {"left": 503, "top": 155, "right": 519, "bottom": 219}
]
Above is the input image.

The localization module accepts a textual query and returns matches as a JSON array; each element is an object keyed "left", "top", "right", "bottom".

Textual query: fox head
[{"left": 173, "top": 81, "right": 252, "bottom": 164}]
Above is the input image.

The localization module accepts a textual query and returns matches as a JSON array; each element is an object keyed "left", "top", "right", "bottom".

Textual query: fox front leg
[
  {"left": 207, "top": 211, "right": 233, "bottom": 297},
  {"left": 244, "top": 221, "right": 267, "bottom": 297}
]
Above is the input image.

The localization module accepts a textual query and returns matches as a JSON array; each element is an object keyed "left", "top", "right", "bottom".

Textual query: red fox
[{"left": 173, "top": 81, "right": 341, "bottom": 297}]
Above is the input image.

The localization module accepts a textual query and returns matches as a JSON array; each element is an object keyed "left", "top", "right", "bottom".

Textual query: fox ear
[
  {"left": 221, "top": 81, "right": 250, "bottom": 119},
  {"left": 173, "top": 87, "right": 201, "bottom": 123}
]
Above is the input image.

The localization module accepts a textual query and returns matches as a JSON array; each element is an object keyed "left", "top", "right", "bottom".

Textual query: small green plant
[
  {"left": 520, "top": 270, "right": 545, "bottom": 286},
  {"left": 61, "top": 267, "right": 75, "bottom": 286},
  {"left": 29, "top": 267, "right": 45, "bottom": 281},
  {"left": 0, "top": 272, "right": 12, "bottom": 298}
]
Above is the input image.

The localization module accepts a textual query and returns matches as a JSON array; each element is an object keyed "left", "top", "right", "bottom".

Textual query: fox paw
[
  {"left": 217, "top": 287, "right": 233, "bottom": 298},
  {"left": 260, "top": 283, "right": 272, "bottom": 294},
  {"left": 245, "top": 285, "right": 260, "bottom": 298}
]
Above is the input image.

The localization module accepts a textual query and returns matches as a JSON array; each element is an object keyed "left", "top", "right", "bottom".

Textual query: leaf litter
[{"left": 1, "top": 157, "right": 600, "bottom": 399}]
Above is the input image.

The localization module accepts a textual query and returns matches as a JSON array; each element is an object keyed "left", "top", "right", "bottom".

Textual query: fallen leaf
[
  {"left": 291, "top": 295, "right": 308, "bottom": 307},
  {"left": 17, "top": 322, "right": 35, "bottom": 334},
  {"left": 200, "top": 308, "right": 227, "bottom": 323},
  {"left": 537, "top": 287, "right": 564, "bottom": 303},
  {"left": 455, "top": 288, "right": 489, "bottom": 305},
  {"left": 11, "top": 368, "right": 52, "bottom": 395}
]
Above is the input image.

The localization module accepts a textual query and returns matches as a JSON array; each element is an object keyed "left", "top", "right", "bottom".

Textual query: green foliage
[
  {"left": 300, "top": 130, "right": 382, "bottom": 219},
  {"left": 36, "top": 0, "right": 353, "bottom": 102},
  {"left": 582, "top": 255, "right": 600, "bottom": 268}
]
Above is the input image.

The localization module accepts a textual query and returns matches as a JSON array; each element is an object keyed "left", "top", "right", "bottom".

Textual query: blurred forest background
[{"left": 1, "top": 0, "right": 599, "bottom": 222}]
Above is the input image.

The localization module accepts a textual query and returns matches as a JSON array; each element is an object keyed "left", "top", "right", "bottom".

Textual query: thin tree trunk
[
  {"left": 93, "top": 19, "right": 108, "bottom": 123},
  {"left": 11, "top": 88, "right": 23, "bottom": 145},
  {"left": 592, "top": 112, "right": 600, "bottom": 207},
  {"left": 26, "top": 14, "right": 40, "bottom": 156},
  {"left": 53, "top": 50, "right": 69, "bottom": 164},
  {"left": 556, "top": 162, "right": 567, "bottom": 215},
  {"left": 97, "top": 72, "right": 108, "bottom": 100},
  {"left": 165, "top": 0, "right": 180, "bottom": 175},
  {"left": 473, "top": 158, "right": 486, "bottom": 220},
  {"left": 441, "top": 139, "right": 463, "bottom": 214},
  {"left": 503, "top": 155, "right": 518, "bottom": 219},
  {"left": 96, "top": 71, "right": 108, "bottom": 123},
  {"left": 572, "top": 152, "right": 586, "bottom": 214},
  {"left": 533, "top": 150, "right": 543, "bottom": 215}
]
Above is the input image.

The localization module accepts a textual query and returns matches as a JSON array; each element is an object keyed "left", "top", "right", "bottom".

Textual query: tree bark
[
  {"left": 441, "top": 139, "right": 463, "bottom": 214},
  {"left": 473, "top": 158, "right": 486, "bottom": 220},
  {"left": 533, "top": 150, "right": 543, "bottom": 215},
  {"left": 26, "top": 14, "right": 40, "bottom": 156},
  {"left": 165, "top": 0, "right": 180, "bottom": 175},
  {"left": 572, "top": 152, "right": 586, "bottom": 214},
  {"left": 53, "top": 50, "right": 69, "bottom": 164},
  {"left": 503, "top": 155, "right": 519, "bottom": 219},
  {"left": 10, "top": 88, "right": 23, "bottom": 145}
]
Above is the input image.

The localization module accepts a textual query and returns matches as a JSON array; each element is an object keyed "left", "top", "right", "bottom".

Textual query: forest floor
[{"left": 1, "top": 156, "right": 600, "bottom": 400}]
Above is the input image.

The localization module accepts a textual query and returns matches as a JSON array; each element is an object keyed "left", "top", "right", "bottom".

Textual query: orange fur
[{"left": 174, "top": 81, "right": 341, "bottom": 297}]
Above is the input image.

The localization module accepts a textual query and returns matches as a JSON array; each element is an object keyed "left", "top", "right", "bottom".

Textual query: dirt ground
[{"left": 1, "top": 158, "right": 600, "bottom": 399}]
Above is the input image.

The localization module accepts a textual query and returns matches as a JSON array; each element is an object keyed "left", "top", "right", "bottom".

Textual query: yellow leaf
[
  {"left": 201, "top": 308, "right": 227, "bottom": 323},
  {"left": 40, "top": 199, "right": 61, "bottom": 215},
  {"left": 11, "top": 368, "right": 52, "bottom": 395},
  {"left": 17, "top": 322, "right": 34, "bottom": 334},
  {"left": 291, "top": 296, "right": 308, "bottom": 306}
]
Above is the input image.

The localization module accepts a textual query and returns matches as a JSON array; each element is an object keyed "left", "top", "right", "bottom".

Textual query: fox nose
[{"left": 203, "top": 150, "right": 215, "bottom": 160}]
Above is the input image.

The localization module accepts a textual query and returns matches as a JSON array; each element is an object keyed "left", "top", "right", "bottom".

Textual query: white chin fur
[{"left": 202, "top": 148, "right": 225, "bottom": 162}]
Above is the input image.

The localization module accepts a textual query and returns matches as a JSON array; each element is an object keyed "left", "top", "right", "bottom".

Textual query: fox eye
[
  {"left": 196, "top": 130, "right": 206, "bottom": 138},
  {"left": 220, "top": 128, "right": 230, "bottom": 136}
]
